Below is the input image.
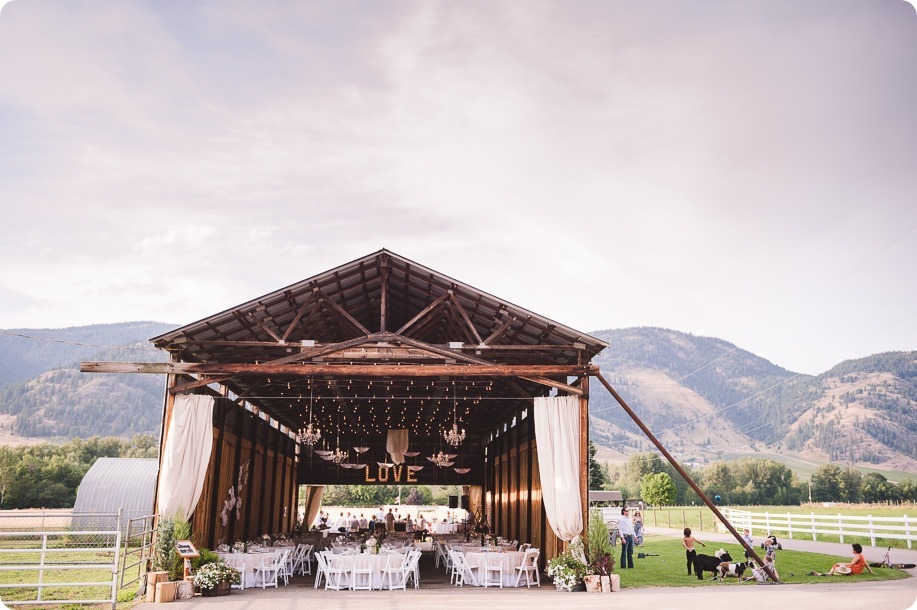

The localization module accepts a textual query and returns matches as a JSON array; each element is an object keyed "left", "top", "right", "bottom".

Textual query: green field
[
  {"left": 614, "top": 535, "right": 909, "bottom": 588},
  {"left": 643, "top": 504, "right": 917, "bottom": 550},
  {"left": 721, "top": 452, "right": 917, "bottom": 483}
]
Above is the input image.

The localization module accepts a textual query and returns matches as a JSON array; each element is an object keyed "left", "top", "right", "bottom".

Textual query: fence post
[
  {"left": 868, "top": 514, "right": 875, "bottom": 547},
  {"left": 905, "top": 515, "right": 911, "bottom": 550},
  {"left": 838, "top": 514, "right": 844, "bottom": 544},
  {"left": 787, "top": 512, "right": 793, "bottom": 539},
  {"left": 37, "top": 532, "right": 47, "bottom": 602},
  {"left": 699, "top": 510, "right": 703, "bottom": 532},
  {"left": 765, "top": 511, "right": 771, "bottom": 535},
  {"left": 112, "top": 508, "right": 123, "bottom": 610},
  {"left": 682, "top": 510, "right": 686, "bottom": 529},
  {"left": 811, "top": 513, "right": 817, "bottom": 541}
]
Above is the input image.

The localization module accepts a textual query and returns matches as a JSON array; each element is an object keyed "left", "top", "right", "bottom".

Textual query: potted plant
[
  {"left": 546, "top": 551, "right": 589, "bottom": 591},
  {"left": 585, "top": 511, "right": 615, "bottom": 592},
  {"left": 193, "top": 562, "right": 241, "bottom": 597}
]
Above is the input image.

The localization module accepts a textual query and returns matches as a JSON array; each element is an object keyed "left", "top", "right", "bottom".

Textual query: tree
[
  {"left": 589, "top": 441, "right": 609, "bottom": 490},
  {"left": 810, "top": 464, "right": 843, "bottom": 502},
  {"left": 861, "top": 473, "right": 897, "bottom": 502},
  {"left": 641, "top": 472, "right": 676, "bottom": 506},
  {"left": 838, "top": 467, "right": 863, "bottom": 502},
  {"left": 0, "top": 447, "right": 15, "bottom": 506}
]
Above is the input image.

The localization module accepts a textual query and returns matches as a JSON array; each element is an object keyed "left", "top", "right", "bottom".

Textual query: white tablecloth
[
  {"left": 463, "top": 551, "right": 525, "bottom": 587},
  {"left": 325, "top": 552, "right": 407, "bottom": 589},
  {"left": 434, "top": 523, "right": 457, "bottom": 534},
  {"left": 217, "top": 551, "right": 282, "bottom": 588}
]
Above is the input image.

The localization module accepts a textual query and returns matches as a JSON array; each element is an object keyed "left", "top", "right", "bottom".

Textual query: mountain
[
  {"left": 0, "top": 322, "right": 914, "bottom": 475},
  {"left": 588, "top": 327, "right": 917, "bottom": 473},
  {"left": 0, "top": 322, "right": 173, "bottom": 441}
]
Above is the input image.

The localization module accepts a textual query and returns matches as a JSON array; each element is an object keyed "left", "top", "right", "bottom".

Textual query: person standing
[
  {"left": 633, "top": 511, "right": 644, "bottom": 546},
  {"left": 385, "top": 508, "right": 395, "bottom": 532},
  {"left": 682, "top": 528, "right": 706, "bottom": 575},
  {"left": 618, "top": 507, "right": 636, "bottom": 569}
]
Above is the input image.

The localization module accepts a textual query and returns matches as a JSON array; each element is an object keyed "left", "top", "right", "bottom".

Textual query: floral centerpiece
[
  {"left": 261, "top": 533, "right": 273, "bottom": 547},
  {"left": 231, "top": 541, "right": 246, "bottom": 553},
  {"left": 364, "top": 536, "right": 378, "bottom": 554},
  {"left": 193, "top": 562, "right": 241, "bottom": 597}
]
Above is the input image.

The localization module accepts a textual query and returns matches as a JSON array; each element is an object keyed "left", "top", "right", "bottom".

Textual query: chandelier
[
  {"left": 443, "top": 386, "right": 466, "bottom": 447},
  {"left": 330, "top": 417, "right": 348, "bottom": 465},
  {"left": 427, "top": 451, "right": 455, "bottom": 468},
  {"left": 297, "top": 382, "right": 321, "bottom": 446}
]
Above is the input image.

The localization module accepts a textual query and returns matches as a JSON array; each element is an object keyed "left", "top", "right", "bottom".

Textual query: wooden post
[
  {"left": 579, "top": 372, "right": 590, "bottom": 546},
  {"left": 593, "top": 372, "right": 777, "bottom": 582},
  {"left": 152, "top": 352, "right": 179, "bottom": 516}
]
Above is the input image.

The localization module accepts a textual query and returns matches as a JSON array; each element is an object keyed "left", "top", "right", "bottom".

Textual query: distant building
[{"left": 72, "top": 458, "right": 158, "bottom": 534}]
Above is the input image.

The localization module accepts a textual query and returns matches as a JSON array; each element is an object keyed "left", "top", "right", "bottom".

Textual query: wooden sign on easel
[{"left": 174, "top": 540, "right": 200, "bottom": 581}]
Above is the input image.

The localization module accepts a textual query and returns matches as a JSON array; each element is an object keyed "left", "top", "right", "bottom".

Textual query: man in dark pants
[{"left": 617, "top": 507, "right": 635, "bottom": 568}]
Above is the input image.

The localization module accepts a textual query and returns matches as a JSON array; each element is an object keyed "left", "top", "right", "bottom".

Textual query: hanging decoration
[
  {"left": 443, "top": 385, "right": 466, "bottom": 447},
  {"left": 296, "top": 380, "right": 321, "bottom": 446}
]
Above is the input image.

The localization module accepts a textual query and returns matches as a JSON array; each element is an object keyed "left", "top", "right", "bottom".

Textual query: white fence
[
  {"left": 722, "top": 507, "right": 916, "bottom": 548},
  {"left": 0, "top": 510, "right": 122, "bottom": 609}
]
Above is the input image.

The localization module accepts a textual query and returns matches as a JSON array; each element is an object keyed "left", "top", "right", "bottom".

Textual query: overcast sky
[{"left": 1, "top": 0, "right": 916, "bottom": 375}]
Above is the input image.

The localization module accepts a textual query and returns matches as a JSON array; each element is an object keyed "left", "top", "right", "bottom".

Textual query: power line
[{"left": 0, "top": 329, "right": 158, "bottom": 351}]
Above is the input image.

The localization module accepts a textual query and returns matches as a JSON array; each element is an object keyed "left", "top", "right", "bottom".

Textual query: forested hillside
[
  {"left": 589, "top": 327, "right": 917, "bottom": 472},
  {"left": 0, "top": 322, "right": 173, "bottom": 439}
]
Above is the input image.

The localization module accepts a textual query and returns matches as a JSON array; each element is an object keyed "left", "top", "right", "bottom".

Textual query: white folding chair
[
  {"left": 323, "top": 552, "right": 348, "bottom": 591},
  {"left": 514, "top": 548, "right": 541, "bottom": 588},
  {"left": 449, "top": 550, "right": 478, "bottom": 587},
  {"left": 518, "top": 542, "right": 532, "bottom": 552},
  {"left": 482, "top": 553, "right": 504, "bottom": 588},
  {"left": 301, "top": 544, "right": 314, "bottom": 575},
  {"left": 404, "top": 550, "right": 422, "bottom": 589},
  {"left": 290, "top": 544, "right": 307, "bottom": 576},
  {"left": 382, "top": 553, "right": 410, "bottom": 590},
  {"left": 313, "top": 551, "right": 329, "bottom": 589},
  {"left": 252, "top": 551, "right": 283, "bottom": 589},
  {"left": 278, "top": 549, "right": 293, "bottom": 585},
  {"left": 434, "top": 541, "right": 447, "bottom": 569},
  {"left": 350, "top": 554, "right": 373, "bottom": 590}
]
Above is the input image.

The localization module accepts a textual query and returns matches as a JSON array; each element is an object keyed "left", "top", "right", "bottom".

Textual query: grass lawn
[
  {"left": 612, "top": 535, "right": 910, "bottom": 588},
  {"left": 643, "top": 504, "right": 917, "bottom": 550}
]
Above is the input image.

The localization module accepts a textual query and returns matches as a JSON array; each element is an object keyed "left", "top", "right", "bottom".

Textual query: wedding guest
[
  {"left": 358, "top": 514, "right": 368, "bottom": 531},
  {"left": 385, "top": 508, "right": 395, "bottom": 532},
  {"left": 405, "top": 514, "right": 414, "bottom": 533},
  {"left": 618, "top": 508, "right": 636, "bottom": 569}
]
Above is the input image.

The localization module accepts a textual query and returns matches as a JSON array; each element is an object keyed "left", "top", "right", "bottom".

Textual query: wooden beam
[
  {"left": 280, "top": 293, "right": 315, "bottom": 342},
  {"left": 394, "top": 291, "right": 449, "bottom": 336},
  {"left": 449, "top": 292, "right": 484, "bottom": 345},
  {"left": 380, "top": 254, "right": 389, "bottom": 333},
  {"left": 82, "top": 360, "right": 597, "bottom": 377},
  {"left": 312, "top": 285, "right": 371, "bottom": 335},
  {"left": 482, "top": 316, "right": 517, "bottom": 346}
]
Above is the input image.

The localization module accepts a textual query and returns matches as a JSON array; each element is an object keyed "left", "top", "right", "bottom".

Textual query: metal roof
[{"left": 73, "top": 458, "right": 158, "bottom": 529}]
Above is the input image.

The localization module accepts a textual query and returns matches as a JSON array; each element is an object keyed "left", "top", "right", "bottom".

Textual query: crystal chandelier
[
  {"left": 297, "top": 383, "right": 321, "bottom": 445},
  {"left": 427, "top": 451, "right": 455, "bottom": 468},
  {"left": 443, "top": 386, "right": 466, "bottom": 447},
  {"left": 330, "top": 418, "right": 348, "bottom": 465}
]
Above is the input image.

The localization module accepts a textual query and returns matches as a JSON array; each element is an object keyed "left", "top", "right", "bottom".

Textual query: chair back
[
  {"left": 524, "top": 548, "right": 539, "bottom": 567},
  {"left": 519, "top": 542, "right": 531, "bottom": 552}
]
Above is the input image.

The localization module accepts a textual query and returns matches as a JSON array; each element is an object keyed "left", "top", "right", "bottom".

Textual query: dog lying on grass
[{"left": 694, "top": 549, "right": 732, "bottom": 580}]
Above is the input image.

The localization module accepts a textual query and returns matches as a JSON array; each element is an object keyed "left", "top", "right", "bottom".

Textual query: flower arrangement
[
  {"left": 261, "top": 533, "right": 272, "bottom": 546},
  {"left": 547, "top": 551, "right": 589, "bottom": 591},
  {"left": 192, "top": 562, "right": 241, "bottom": 590},
  {"left": 231, "top": 541, "right": 246, "bottom": 553},
  {"left": 364, "top": 536, "right": 378, "bottom": 554}
]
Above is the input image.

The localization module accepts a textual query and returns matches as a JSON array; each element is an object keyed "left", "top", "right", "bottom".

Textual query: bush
[
  {"left": 192, "top": 562, "right": 241, "bottom": 590},
  {"left": 191, "top": 547, "right": 220, "bottom": 571}
]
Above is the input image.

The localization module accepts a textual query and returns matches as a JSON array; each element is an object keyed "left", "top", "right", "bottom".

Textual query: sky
[{"left": 1, "top": 0, "right": 916, "bottom": 376}]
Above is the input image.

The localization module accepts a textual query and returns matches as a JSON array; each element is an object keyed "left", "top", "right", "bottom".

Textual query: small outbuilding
[{"left": 72, "top": 457, "right": 158, "bottom": 534}]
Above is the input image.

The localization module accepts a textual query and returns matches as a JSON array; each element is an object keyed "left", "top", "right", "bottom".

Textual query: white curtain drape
[
  {"left": 156, "top": 394, "right": 214, "bottom": 518},
  {"left": 302, "top": 485, "right": 324, "bottom": 528},
  {"left": 386, "top": 429, "right": 409, "bottom": 464},
  {"left": 534, "top": 395, "right": 583, "bottom": 541}
]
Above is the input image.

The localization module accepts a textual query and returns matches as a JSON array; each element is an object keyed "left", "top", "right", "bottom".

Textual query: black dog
[{"left": 694, "top": 549, "right": 732, "bottom": 580}]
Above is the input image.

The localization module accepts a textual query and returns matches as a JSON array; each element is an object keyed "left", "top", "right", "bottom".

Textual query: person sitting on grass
[
  {"left": 809, "top": 543, "right": 875, "bottom": 576},
  {"left": 745, "top": 554, "right": 779, "bottom": 583}
]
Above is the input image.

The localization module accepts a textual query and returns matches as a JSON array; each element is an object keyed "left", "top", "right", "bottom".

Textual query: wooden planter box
[{"left": 201, "top": 581, "right": 232, "bottom": 597}]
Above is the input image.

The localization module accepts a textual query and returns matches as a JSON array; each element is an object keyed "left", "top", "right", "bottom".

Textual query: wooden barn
[{"left": 83, "top": 249, "right": 607, "bottom": 563}]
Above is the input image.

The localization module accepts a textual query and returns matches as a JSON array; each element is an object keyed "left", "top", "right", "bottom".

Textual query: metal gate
[
  {"left": 0, "top": 510, "right": 122, "bottom": 609},
  {"left": 120, "top": 514, "right": 158, "bottom": 592}
]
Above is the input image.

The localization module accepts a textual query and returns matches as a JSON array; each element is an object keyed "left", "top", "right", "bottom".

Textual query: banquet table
[
  {"left": 325, "top": 552, "right": 407, "bottom": 589},
  {"left": 462, "top": 551, "right": 526, "bottom": 587},
  {"left": 217, "top": 550, "right": 283, "bottom": 588},
  {"left": 434, "top": 523, "right": 457, "bottom": 534}
]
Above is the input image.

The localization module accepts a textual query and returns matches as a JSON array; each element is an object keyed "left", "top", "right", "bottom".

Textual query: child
[
  {"left": 747, "top": 554, "right": 779, "bottom": 583},
  {"left": 742, "top": 528, "right": 754, "bottom": 559},
  {"left": 683, "top": 527, "right": 706, "bottom": 575}
]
